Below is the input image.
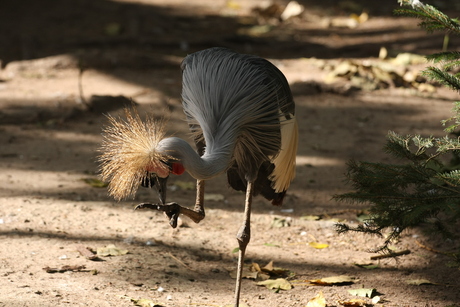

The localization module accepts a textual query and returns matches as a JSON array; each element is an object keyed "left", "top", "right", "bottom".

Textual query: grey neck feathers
[{"left": 157, "top": 137, "right": 232, "bottom": 180}]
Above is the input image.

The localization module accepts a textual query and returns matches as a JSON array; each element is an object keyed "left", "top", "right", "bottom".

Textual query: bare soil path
[{"left": 1, "top": 1, "right": 459, "bottom": 306}]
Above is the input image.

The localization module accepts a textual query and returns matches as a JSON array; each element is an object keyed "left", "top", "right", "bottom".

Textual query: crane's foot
[
  {"left": 135, "top": 202, "right": 181, "bottom": 228},
  {"left": 135, "top": 202, "right": 205, "bottom": 228}
]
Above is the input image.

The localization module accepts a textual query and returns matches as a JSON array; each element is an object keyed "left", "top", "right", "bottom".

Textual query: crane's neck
[{"left": 157, "top": 137, "right": 232, "bottom": 180}]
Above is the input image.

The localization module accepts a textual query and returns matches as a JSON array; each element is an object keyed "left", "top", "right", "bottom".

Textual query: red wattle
[{"left": 172, "top": 163, "right": 185, "bottom": 175}]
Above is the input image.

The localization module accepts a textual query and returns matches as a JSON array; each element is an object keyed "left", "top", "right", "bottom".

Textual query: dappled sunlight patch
[
  {"left": 0, "top": 168, "right": 95, "bottom": 195},
  {"left": 296, "top": 155, "right": 343, "bottom": 167}
]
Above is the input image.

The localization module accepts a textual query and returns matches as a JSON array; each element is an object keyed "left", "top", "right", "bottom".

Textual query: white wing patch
[{"left": 270, "top": 115, "right": 298, "bottom": 193}]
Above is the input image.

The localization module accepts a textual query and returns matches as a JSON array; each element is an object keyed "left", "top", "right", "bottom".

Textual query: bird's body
[
  {"left": 99, "top": 47, "right": 298, "bottom": 307},
  {"left": 160, "top": 47, "right": 297, "bottom": 204}
]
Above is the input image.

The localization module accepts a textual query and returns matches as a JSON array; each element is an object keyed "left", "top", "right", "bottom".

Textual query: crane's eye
[{"left": 160, "top": 160, "right": 173, "bottom": 171}]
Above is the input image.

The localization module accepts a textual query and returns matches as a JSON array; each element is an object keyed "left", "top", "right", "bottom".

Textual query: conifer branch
[
  {"left": 334, "top": 0, "right": 460, "bottom": 261},
  {"left": 396, "top": 0, "right": 460, "bottom": 34}
]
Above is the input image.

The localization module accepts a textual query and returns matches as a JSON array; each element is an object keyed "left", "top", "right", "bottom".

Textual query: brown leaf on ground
[
  {"left": 76, "top": 245, "right": 100, "bottom": 261},
  {"left": 337, "top": 298, "right": 367, "bottom": 307},
  {"left": 310, "top": 275, "right": 355, "bottom": 286}
]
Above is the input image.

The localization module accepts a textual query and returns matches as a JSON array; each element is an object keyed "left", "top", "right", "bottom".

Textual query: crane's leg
[
  {"left": 234, "top": 181, "right": 254, "bottom": 307},
  {"left": 135, "top": 180, "right": 206, "bottom": 228}
]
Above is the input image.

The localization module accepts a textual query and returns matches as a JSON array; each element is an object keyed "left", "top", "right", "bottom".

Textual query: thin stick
[
  {"left": 415, "top": 239, "right": 450, "bottom": 255},
  {"left": 167, "top": 252, "right": 198, "bottom": 272},
  {"left": 370, "top": 249, "right": 411, "bottom": 260}
]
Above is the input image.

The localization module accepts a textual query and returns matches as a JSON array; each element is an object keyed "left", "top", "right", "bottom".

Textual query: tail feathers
[
  {"left": 271, "top": 191, "right": 286, "bottom": 206},
  {"left": 269, "top": 116, "right": 298, "bottom": 193}
]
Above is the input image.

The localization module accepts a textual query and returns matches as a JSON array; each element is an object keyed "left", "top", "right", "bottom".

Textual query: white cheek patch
[{"left": 146, "top": 165, "right": 170, "bottom": 178}]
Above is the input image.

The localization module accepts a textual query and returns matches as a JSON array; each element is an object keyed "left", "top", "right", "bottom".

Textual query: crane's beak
[{"left": 141, "top": 173, "right": 169, "bottom": 204}]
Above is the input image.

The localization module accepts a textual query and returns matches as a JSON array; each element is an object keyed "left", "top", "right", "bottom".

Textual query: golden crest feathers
[{"left": 98, "top": 107, "right": 171, "bottom": 200}]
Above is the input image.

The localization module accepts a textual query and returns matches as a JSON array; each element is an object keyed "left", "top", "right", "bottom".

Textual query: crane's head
[{"left": 98, "top": 107, "right": 184, "bottom": 203}]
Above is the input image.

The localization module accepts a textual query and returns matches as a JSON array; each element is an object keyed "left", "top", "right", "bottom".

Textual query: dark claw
[
  {"left": 134, "top": 202, "right": 181, "bottom": 229},
  {"left": 134, "top": 203, "right": 160, "bottom": 211},
  {"left": 167, "top": 214, "right": 178, "bottom": 228}
]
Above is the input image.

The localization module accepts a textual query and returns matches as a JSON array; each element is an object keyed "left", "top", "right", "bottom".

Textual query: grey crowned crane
[{"left": 99, "top": 47, "right": 298, "bottom": 307}]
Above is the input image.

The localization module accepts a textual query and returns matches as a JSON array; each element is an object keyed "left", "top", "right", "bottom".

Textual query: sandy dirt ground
[{"left": 1, "top": 1, "right": 460, "bottom": 306}]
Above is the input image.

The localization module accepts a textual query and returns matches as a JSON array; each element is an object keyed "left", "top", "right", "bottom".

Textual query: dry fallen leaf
[
  {"left": 132, "top": 298, "right": 161, "bottom": 307},
  {"left": 76, "top": 245, "right": 100, "bottom": 261},
  {"left": 119, "top": 295, "right": 165, "bottom": 307},
  {"left": 337, "top": 298, "right": 367, "bottom": 307},
  {"left": 261, "top": 261, "right": 293, "bottom": 278},
  {"left": 328, "top": 16, "right": 359, "bottom": 29},
  {"left": 263, "top": 260, "right": 274, "bottom": 271},
  {"left": 322, "top": 57, "right": 431, "bottom": 92},
  {"left": 391, "top": 52, "right": 426, "bottom": 65},
  {"left": 252, "top": 262, "right": 262, "bottom": 272},
  {"left": 350, "top": 12, "right": 369, "bottom": 24},
  {"left": 97, "top": 244, "right": 129, "bottom": 257},
  {"left": 310, "top": 275, "right": 355, "bottom": 285},
  {"left": 280, "top": 1, "right": 304, "bottom": 21},
  {"left": 228, "top": 264, "right": 260, "bottom": 280},
  {"left": 348, "top": 288, "right": 375, "bottom": 297},
  {"left": 308, "top": 242, "right": 329, "bottom": 249},
  {"left": 271, "top": 216, "right": 291, "bottom": 228},
  {"left": 257, "top": 278, "right": 292, "bottom": 291},
  {"left": 306, "top": 291, "right": 326, "bottom": 307},
  {"left": 228, "top": 261, "right": 291, "bottom": 280}
]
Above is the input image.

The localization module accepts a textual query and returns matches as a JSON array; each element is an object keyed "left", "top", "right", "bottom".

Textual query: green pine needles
[
  {"left": 335, "top": 132, "right": 460, "bottom": 252},
  {"left": 395, "top": 0, "right": 460, "bottom": 34},
  {"left": 334, "top": 0, "right": 460, "bottom": 258}
]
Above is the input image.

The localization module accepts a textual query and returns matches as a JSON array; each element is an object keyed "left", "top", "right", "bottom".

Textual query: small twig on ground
[
  {"left": 43, "top": 265, "right": 87, "bottom": 273},
  {"left": 415, "top": 239, "right": 450, "bottom": 255},
  {"left": 167, "top": 252, "right": 198, "bottom": 273},
  {"left": 370, "top": 249, "right": 411, "bottom": 260}
]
